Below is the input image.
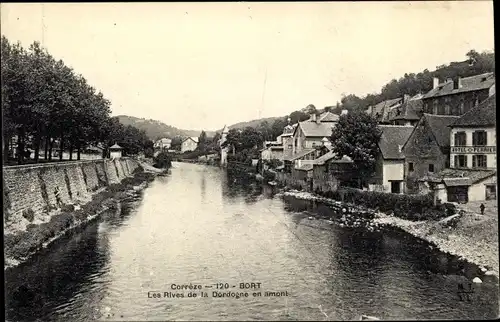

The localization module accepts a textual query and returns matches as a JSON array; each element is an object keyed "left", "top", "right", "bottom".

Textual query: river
[{"left": 5, "top": 162, "right": 499, "bottom": 321}]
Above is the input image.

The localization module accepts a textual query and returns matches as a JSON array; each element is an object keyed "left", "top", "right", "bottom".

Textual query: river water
[{"left": 5, "top": 162, "right": 499, "bottom": 321}]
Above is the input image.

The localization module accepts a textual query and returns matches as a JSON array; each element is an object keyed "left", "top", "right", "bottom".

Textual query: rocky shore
[
  {"left": 280, "top": 189, "right": 499, "bottom": 280},
  {"left": 4, "top": 167, "right": 163, "bottom": 271}
]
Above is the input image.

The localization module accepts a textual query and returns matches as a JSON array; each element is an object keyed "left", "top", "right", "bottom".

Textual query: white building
[
  {"left": 369, "top": 125, "right": 414, "bottom": 193},
  {"left": 109, "top": 143, "right": 123, "bottom": 159},
  {"left": 424, "top": 94, "right": 497, "bottom": 203},
  {"left": 219, "top": 125, "right": 230, "bottom": 167},
  {"left": 181, "top": 137, "right": 199, "bottom": 153},
  {"left": 154, "top": 138, "right": 172, "bottom": 151}
]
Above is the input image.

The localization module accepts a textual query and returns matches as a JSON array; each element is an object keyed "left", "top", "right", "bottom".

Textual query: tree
[
  {"left": 198, "top": 130, "right": 207, "bottom": 153},
  {"left": 330, "top": 111, "right": 382, "bottom": 187},
  {"left": 289, "top": 111, "right": 309, "bottom": 124}
]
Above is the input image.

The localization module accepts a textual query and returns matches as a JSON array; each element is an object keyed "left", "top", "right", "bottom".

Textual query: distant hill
[
  {"left": 228, "top": 116, "right": 282, "bottom": 130},
  {"left": 116, "top": 115, "right": 216, "bottom": 140}
]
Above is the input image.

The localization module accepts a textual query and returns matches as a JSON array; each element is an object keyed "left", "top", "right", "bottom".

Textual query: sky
[{"left": 1, "top": 2, "right": 495, "bottom": 132}]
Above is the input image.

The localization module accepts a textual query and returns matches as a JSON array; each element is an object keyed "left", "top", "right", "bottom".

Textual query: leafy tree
[
  {"left": 289, "top": 111, "right": 309, "bottom": 124},
  {"left": 153, "top": 151, "right": 172, "bottom": 169},
  {"left": 330, "top": 111, "right": 382, "bottom": 187}
]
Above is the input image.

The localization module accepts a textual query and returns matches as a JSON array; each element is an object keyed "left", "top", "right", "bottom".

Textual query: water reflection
[{"left": 5, "top": 163, "right": 498, "bottom": 321}]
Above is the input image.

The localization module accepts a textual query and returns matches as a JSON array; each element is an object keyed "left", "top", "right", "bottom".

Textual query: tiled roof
[
  {"left": 183, "top": 137, "right": 199, "bottom": 143},
  {"left": 314, "top": 151, "right": 336, "bottom": 165},
  {"left": 391, "top": 99, "right": 424, "bottom": 121},
  {"left": 366, "top": 97, "right": 403, "bottom": 121},
  {"left": 318, "top": 111, "right": 340, "bottom": 122},
  {"left": 422, "top": 168, "right": 496, "bottom": 186},
  {"left": 297, "top": 164, "right": 314, "bottom": 171},
  {"left": 424, "top": 114, "right": 460, "bottom": 148},
  {"left": 297, "top": 121, "right": 335, "bottom": 137},
  {"left": 422, "top": 72, "right": 495, "bottom": 99},
  {"left": 110, "top": 143, "right": 122, "bottom": 149},
  {"left": 451, "top": 94, "right": 496, "bottom": 127},
  {"left": 378, "top": 125, "right": 414, "bottom": 159},
  {"left": 284, "top": 148, "right": 315, "bottom": 161}
]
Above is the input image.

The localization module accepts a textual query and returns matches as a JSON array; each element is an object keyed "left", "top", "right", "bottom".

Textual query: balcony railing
[{"left": 451, "top": 146, "right": 496, "bottom": 154}]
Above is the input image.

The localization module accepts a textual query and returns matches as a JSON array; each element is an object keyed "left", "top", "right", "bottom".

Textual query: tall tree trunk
[
  {"left": 69, "top": 141, "right": 73, "bottom": 161},
  {"left": 44, "top": 136, "right": 49, "bottom": 160},
  {"left": 77, "top": 141, "right": 81, "bottom": 160},
  {"left": 48, "top": 138, "right": 53, "bottom": 161},
  {"left": 3, "top": 134, "right": 10, "bottom": 163},
  {"left": 34, "top": 133, "right": 41, "bottom": 163},
  {"left": 17, "top": 129, "right": 25, "bottom": 165},
  {"left": 59, "top": 133, "right": 64, "bottom": 161}
]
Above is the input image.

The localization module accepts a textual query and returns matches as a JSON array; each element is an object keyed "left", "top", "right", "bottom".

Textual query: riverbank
[
  {"left": 4, "top": 167, "right": 162, "bottom": 271},
  {"left": 280, "top": 189, "right": 499, "bottom": 279}
]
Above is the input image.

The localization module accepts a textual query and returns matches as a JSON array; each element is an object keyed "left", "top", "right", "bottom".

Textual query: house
[
  {"left": 312, "top": 153, "right": 355, "bottom": 192},
  {"left": 449, "top": 94, "right": 496, "bottom": 169},
  {"left": 181, "top": 137, "right": 199, "bottom": 153},
  {"left": 109, "top": 143, "right": 123, "bottom": 159},
  {"left": 291, "top": 112, "right": 339, "bottom": 154},
  {"left": 369, "top": 125, "right": 414, "bottom": 193},
  {"left": 154, "top": 138, "right": 172, "bottom": 151},
  {"left": 421, "top": 72, "right": 495, "bottom": 116},
  {"left": 219, "top": 125, "right": 230, "bottom": 167},
  {"left": 260, "top": 141, "right": 284, "bottom": 161},
  {"left": 420, "top": 94, "right": 497, "bottom": 203},
  {"left": 366, "top": 97, "right": 403, "bottom": 124},
  {"left": 389, "top": 94, "right": 424, "bottom": 126},
  {"left": 402, "top": 114, "right": 460, "bottom": 193}
]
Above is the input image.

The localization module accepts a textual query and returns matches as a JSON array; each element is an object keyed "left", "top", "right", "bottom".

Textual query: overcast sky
[{"left": 1, "top": 2, "right": 494, "bottom": 131}]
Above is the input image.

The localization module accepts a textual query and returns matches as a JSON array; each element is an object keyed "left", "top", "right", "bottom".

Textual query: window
[
  {"left": 472, "top": 131, "right": 487, "bottom": 146},
  {"left": 428, "top": 164, "right": 435, "bottom": 172},
  {"left": 472, "top": 155, "right": 487, "bottom": 168},
  {"left": 454, "top": 155, "right": 467, "bottom": 168},
  {"left": 454, "top": 132, "right": 467, "bottom": 146},
  {"left": 432, "top": 100, "right": 438, "bottom": 114},
  {"left": 444, "top": 97, "right": 451, "bottom": 115},
  {"left": 459, "top": 97, "right": 465, "bottom": 115},
  {"left": 408, "top": 162, "right": 414, "bottom": 172}
]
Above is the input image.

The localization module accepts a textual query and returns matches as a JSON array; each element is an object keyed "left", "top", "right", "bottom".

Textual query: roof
[
  {"left": 183, "top": 137, "right": 199, "bottom": 143},
  {"left": 367, "top": 97, "right": 403, "bottom": 120},
  {"left": 110, "top": 143, "right": 122, "bottom": 149},
  {"left": 296, "top": 121, "right": 335, "bottom": 137},
  {"left": 378, "top": 125, "right": 414, "bottom": 159},
  {"left": 423, "top": 72, "right": 495, "bottom": 99},
  {"left": 424, "top": 114, "right": 460, "bottom": 148},
  {"left": 421, "top": 168, "right": 496, "bottom": 186},
  {"left": 390, "top": 99, "right": 424, "bottom": 121},
  {"left": 157, "top": 138, "right": 172, "bottom": 143},
  {"left": 296, "top": 164, "right": 314, "bottom": 171},
  {"left": 221, "top": 125, "right": 229, "bottom": 134},
  {"left": 318, "top": 111, "right": 340, "bottom": 122},
  {"left": 284, "top": 148, "right": 315, "bottom": 161},
  {"left": 451, "top": 94, "right": 496, "bottom": 127},
  {"left": 84, "top": 145, "right": 103, "bottom": 152}
]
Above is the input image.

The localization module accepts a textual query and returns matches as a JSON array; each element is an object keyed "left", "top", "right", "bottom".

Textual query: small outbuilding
[{"left": 109, "top": 143, "right": 123, "bottom": 159}]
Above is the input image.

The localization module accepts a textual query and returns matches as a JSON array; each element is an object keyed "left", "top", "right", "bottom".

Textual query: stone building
[
  {"left": 402, "top": 114, "right": 459, "bottom": 193},
  {"left": 421, "top": 72, "right": 495, "bottom": 116}
]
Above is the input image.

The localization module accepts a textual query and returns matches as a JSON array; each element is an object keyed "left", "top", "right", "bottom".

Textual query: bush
[
  {"left": 330, "top": 187, "right": 447, "bottom": 221},
  {"left": 153, "top": 152, "right": 172, "bottom": 168}
]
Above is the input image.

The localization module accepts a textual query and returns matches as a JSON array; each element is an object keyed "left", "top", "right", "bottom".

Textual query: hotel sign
[{"left": 451, "top": 146, "right": 496, "bottom": 154}]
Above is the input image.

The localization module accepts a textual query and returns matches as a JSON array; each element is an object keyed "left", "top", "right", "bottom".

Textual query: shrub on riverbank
[
  {"left": 323, "top": 187, "right": 451, "bottom": 221},
  {"left": 153, "top": 152, "right": 172, "bottom": 169}
]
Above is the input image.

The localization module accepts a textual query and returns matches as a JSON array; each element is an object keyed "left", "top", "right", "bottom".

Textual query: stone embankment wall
[{"left": 3, "top": 158, "right": 139, "bottom": 234}]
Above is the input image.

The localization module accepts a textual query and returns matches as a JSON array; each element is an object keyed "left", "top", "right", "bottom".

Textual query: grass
[{"left": 4, "top": 168, "right": 156, "bottom": 263}]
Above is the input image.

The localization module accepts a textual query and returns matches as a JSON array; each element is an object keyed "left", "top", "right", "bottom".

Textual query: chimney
[
  {"left": 311, "top": 113, "right": 316, "bottom": 122},
  {"left": 341, "top": 109, "right": 348, "bottom": 115},
  {"left": 433, "top": 77, "right": 439, "bottom": 89},
  {"left": 398, "top": 145, "right": 402, "bottom": 153},
  {"left": 446, "top": 78, "right": 453, "bottom": 84},
  {"left": 458, "top": 77, "right": 462, "bottom": 89},
  {"left": 403, "top": 94, "right": 410, "bottom": 103}
]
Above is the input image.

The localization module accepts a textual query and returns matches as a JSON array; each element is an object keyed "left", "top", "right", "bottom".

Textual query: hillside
[
  {"left": 116, "top": 115, "right": 216, "bottom": 140},
  {"left": 228, "top": 116, "right": 282, "bottom": 130}
]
